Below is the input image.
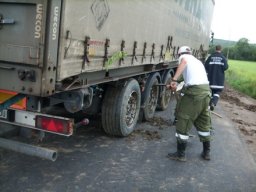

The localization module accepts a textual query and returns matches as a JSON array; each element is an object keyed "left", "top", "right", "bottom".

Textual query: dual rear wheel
[{"left": 101, "top": 71, "right": 175, "bottom": 137}]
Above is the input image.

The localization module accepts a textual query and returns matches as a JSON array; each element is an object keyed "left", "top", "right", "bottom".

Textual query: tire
[
  {"left": 102, "top": 79, "right": 141, "bottom": 136},
  {"left": 141, "top": 72, "right": 160, "bottom": 120},
  {"left": 158, "top": 71, "right": 173, "bottom": 111}
]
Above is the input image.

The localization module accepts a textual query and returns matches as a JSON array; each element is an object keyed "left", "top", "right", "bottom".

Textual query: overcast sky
[{"left": 211, "top": 0, "right": 256, "bottom": 43}]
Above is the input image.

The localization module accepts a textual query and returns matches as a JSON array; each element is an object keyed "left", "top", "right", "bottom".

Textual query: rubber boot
[
  {"left": 167, "top": 142, "right": 187, "bottom": 162},
  {"left": 209, "top": 103, "right": 215, "bottom": 111},
  {"left": 201, "top": 141, "right": 211, "bottom": 160},
  {"left": 209, "top": 100, "right": 215, "bottom": 111}
]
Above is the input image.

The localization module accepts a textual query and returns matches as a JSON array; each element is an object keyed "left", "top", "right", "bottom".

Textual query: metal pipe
[
  {"left": 211, "top": 111, "right": 223, "bottom": 118},
  {"left": 0, "top": 137, "right": 57, "bottom": 161}
]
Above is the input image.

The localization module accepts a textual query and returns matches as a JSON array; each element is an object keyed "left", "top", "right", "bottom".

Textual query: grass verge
[{"left": 225, "top": 60, "right": 256, "bottom": 99}]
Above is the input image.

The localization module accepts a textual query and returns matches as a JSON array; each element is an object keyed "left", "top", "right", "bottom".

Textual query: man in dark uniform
[
  {"left": 205, "top": 45, "right": 229, "bottom": 110},
  {"left": 166, "top": 46, "right": 212, "bottom": 162}
]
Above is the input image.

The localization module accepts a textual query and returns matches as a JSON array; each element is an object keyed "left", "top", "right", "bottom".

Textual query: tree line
[{"left": 209, "top": 38, "right": 256, "bottom": 61}]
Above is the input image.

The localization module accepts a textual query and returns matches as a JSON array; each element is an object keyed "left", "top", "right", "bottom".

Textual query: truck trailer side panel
[
  {"left": 57, "top": 0, "right": 214, "bottom": 80},
  {"left": 0, "top": 0, "right": 214, "bottom": 96}
]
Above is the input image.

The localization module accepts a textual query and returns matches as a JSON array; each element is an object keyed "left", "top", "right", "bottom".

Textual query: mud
[
  {"left": 220, "top": 84, "right": 256, "bottom": 160},
  {"left": 129, "top": 129, "right": 162, "bottom": 140},
  {"left": 222, "top": 86, "right": 256, "bottom": 112}
]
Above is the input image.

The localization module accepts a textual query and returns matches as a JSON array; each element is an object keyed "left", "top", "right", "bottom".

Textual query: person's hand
[
  {"left": 170, "top": 81, "right": 177, "bottom": 91},
  {"left": 166, "top": 81, "right": 177, "bottom": 91}
]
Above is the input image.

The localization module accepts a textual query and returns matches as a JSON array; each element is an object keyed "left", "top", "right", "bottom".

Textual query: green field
[{"left": 225, "top": 60, "right": 256, "bottom": 99}]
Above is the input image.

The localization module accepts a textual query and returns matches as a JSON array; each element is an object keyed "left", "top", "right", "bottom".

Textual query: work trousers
[{"left": 175, "top": 85, "right": 212, "bottom": 142}]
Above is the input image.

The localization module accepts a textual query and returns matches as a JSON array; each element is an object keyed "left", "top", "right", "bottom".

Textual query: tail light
[{"left": 36, "top": 116, "right": 73, "bottom": 136}]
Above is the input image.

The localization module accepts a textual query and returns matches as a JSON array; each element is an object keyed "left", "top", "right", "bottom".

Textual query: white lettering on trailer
[
  {"left": 52, "top": 6, "right": 59, "bottom": 40},
  {"left": 35, "top": 4, "right": 43, "bottom": 39}
]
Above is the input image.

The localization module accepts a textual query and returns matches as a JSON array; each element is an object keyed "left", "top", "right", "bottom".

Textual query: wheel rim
[
  {"left": 126, "top": 91, "right": 138, "bottom": 127},
  {"left": 146, "top": 80, "right": 159, "bottom": 114},
  {"left": 162, "top": 78, "right": 173, "bottom": 105},
  {"left": 163, "top": 88, "right": 172, "bottom": 104},
  {"left": 161, "top": 75, "right": 172, "bottom": 108}
]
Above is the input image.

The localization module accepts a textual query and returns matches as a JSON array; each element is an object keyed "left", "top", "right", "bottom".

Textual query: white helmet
[{"left": 178, "top": 46, "right": 192, "bottom": 55}]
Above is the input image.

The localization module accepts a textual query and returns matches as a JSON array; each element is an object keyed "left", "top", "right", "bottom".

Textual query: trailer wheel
[
  {"left": 102, "top": 79, "right": 141, "bottom": 136},
  {"left": 142, "top": 72, "right": 160, "bottom": 120},
  {"left": 158, "top": 72, "right": 173, "bottom": 111}
]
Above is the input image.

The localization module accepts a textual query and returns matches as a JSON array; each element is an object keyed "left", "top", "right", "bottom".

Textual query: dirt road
[{"left": 220, "top": 85, "right": 256, "bottom": 160}]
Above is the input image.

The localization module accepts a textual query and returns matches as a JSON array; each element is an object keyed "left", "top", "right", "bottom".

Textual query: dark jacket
[{"left": 204, "top": 52, "right": 229, "bottom": 89}]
